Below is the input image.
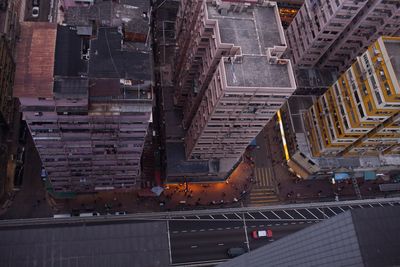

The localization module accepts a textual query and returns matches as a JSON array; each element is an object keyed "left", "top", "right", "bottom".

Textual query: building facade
[
  {"left": 303, "top": 36, "right": 400, "bottom": 157},
  {"left": 174, "top": 0, "right": 296, "bottom": 162},
  {"left": 286, "top": 0, "right": 400, "bottom": 72},
  {"left": 14, "top": 0, "right": 153, "bottom": 193}
]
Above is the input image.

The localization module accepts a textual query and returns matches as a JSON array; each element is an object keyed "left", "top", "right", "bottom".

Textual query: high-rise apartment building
[
  {"left": 286, "top": 0, "right": 400, "bottom": 72},
  {"left": 303, "top": 36, "right": 400, "bottom": 157},
  {"left": 174, "top": 0, "right": 296, "bottom": 162},
  {"left": 13, "top": 0, "right": 152, "bottom": 193}
]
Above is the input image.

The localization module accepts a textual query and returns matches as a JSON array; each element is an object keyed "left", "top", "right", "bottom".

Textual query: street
[{"left": 169, "top": 219, "right": 310, "bottom": 264}]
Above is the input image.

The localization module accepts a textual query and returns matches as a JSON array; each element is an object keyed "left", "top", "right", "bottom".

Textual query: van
[
  {"left": 79, "top": 212, "right": 94, "bottom": 217},
  {"left": 227, "top": 247, "right": 246, "bottom": 258},
  {"left": 53, "top": 214, "right": 71, "bottom": 219}
]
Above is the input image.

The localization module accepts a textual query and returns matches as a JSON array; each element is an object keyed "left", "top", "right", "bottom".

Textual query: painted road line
[
  {"left": 305, "top": 208, "right": 319, "bottom": 219},
  {"left": 259, "top": 212, "right": 269, "bottom": 219},
  {"left": 182, "top": 230, "right": 187, "bottom": 233},
  {"left": 172, "top": 231, "right": 178, "bottom": 234},
  {"left": 226, "top": 227, "right": 231, "bottom": 230},
  {"left": 234, "top": 213, "right": 242, "bottom": 219},
  {"left": 209, "top": 215, "right": 215, "bottom": 219},
  {"left": 282, "top": 210, "right": 294, "bottom": 219},
  {"left": 167, "top": 221, "right": 172, "bottom": 264},
  {"left": 247, "top": 213, "right": 255, "bottom": 219},
  {"left": 222, "top": 214, "right": 228, "bottom": 220},
  {"left": 338, "top": 206, "right": 346, "bottom": 212},
  {"left": 259, "top": 224, "right": 264, "bottom": 227},
  {"left": 190, "top": 230, "right": 196, "bottom": 232},
  {"left": 218, "top": 243, "right": 224, "bottom": 246},
  {"left": 199, "top": 229, "right": 205, "bottom": 232},
  {"left": 209, "top": 228, "right": 214, "bottom": 231},
  {"left": 317, "top": 208, "right": 329, "bottom": 219},
  {"left": 190, "top": 245, "right": 198, "bottom": 249},
  {"left": 270, "top": 210, "right": 281, "bottom": 219},
  {"left": 294, "top": 209, "right": 306, "bottom": 219},
  {"left": 327, "top": 207, "right": 337, "bottom": 215},
  {"left": 234, "top": 226, "right": 239, "bottom": 229}
]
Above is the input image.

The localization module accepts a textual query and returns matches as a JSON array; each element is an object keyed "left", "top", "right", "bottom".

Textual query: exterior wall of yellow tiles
[{"left": 304, "top": 36, "right": 400, "bottom": 157}]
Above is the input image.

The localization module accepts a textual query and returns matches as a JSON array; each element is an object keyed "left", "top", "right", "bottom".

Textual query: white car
[{"left": 32, "top": 6, "right": 39, "bottom": 18}]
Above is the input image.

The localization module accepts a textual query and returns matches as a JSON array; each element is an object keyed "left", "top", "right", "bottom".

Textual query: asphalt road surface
[{"left": 169, "top": 219, "right": 310, "bottom": 264}]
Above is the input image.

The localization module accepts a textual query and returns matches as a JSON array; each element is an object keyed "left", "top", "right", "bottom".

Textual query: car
[
  {"left": 252, "top": 229, "right": 273, "bottom": 239},
  {"left": 115, "top": 211, "right": 126, "bottom": 215},
  {"left": 32, "top": 7, "right": 39, "bottom": 18},
  {"left": 227, "top": 247, "right": 246, "bottom": 258}
]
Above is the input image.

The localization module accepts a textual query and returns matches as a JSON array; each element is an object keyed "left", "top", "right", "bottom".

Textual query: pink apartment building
[
  {"left": 174, "top": 0, "right": 296, "bottom": 164},
  {"left": 14, "top": 21, "right": 153, "bottom": 193},
  {"left": 286, "top": 0, "right": 400, "bottom": 72}
]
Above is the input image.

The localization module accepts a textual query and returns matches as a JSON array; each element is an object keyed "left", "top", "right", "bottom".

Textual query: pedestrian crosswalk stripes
[
  {"left": 249, "top": 188, "right": 279, "bottom": 206},
  {"left": 255, "top": 167, "right": 274, "bottom": 188}
]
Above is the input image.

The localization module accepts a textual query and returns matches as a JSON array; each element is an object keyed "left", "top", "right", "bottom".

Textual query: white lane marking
[
  {"left": 283, "top": 210, "right": 294, "bottom": 219},
  {"left": 196, "top": 215, "right": 201, "bottom": 219},
  {"left": 299, "top": 222, "right": 304, "bottom": 224},
  {"left": 338, "top": 206, "right": 346, "bottom": 212},
  {"left": 389, "top": 202, "right": 394, "bottom": 206},
  {"left": 327, "top": 207, "right": 337, "bottom": 215},
  {"left": 283, "top": 223, "right": 288, "bottom": 225},
  {"left": 348, "top": 205, "right": 354, "bottom": 209},
  {"left": 217, "top": 228, "right": 223, "bottom": 230},
  {"left": 222, "top": 214, "right": 229, "bottom": 219},
  {"left": 368, "top": 204, "right": 374, "bottom": 208},
  {"left": 378, "top": 203, "right": 384, "bottom": 207},
  {"left": 218, "top": 243, "right": 224, "bottom": 246},
  {"left": 275, "top": 223, "right": 280, "bottom": 226},
  {"left": 234, "top": 226, "right": 240, "bottom": 229},
  {"left": 294, "top": 209, "right": 306, "bottom": 219},
  {"left": 307, "top": 221, "right": 312, "bottom": 224},
  {"left": 305, "top": 208, "right": 319, "bottom": 219},
  {"left": 172, "top": 231, "right": 178, "bottom": 234},
  {"left": 209, "top": 228, "right": 214, "bottom": 231},
  {"left": 250, "top": 225, "right": 256, "bottom": 228},
  {"left": 247, "top": 213, "right": 255, "bottom": 220},
  {"left": 270, "top": 210, "right": 281, "bottom": 219},
  {"left": 235, "top": 213, "right": 242, "bottom": 219},
  {"left": 200, "top": 229, "right": 205, "bottom": 232},
  {"left": 210, "top": 215, "right": 215, "bottom": 219},
  {"left": 190, "top": 230, "right": 196, "bottom": 232},
  {"left": 267, "top": 224, "right": 272, "bottom": 227},
  {"left": 182, "top": 230, "right": 187, "bottom": 233},
  {"left": 191, "top": 245, "right": 198, "bottom": 249},
  {"left": 182, "top": 216, "right": 186, "bottom": 219},
  {"left": 317, "top": 208, "right": 329, "bottom": 219},
  {"left": 259, "top": 224, "right": 264, "bottom": 227},
  {"left": 226, "top": 227, "right": 231, "bottom": 230},
  {"left": 290, "top": 222, "right": 296, "bottom": 225},
  {"left": 258, "top": 212, "right": 269, "bottom": 219},
  {"left": 167, "top": 221, "right": 172, "bottom": 264}
]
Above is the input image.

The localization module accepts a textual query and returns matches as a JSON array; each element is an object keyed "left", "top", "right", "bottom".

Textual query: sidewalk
[{"left": 159, "top": 159, "right": 255, "bottom": 210}]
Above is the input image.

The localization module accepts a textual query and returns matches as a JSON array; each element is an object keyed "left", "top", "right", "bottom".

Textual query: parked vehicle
[
  {"left": 227, "top": 248, "right": 246, "bottom": 258},
  {"left": 252, "top": 229, "right": 273, "bottom": 239},
  {"left": 115, "top": 211, "right": 126, "bottom": 215},
  {"left": 53, "top": 214, "right": 71, "bottom": 219}
]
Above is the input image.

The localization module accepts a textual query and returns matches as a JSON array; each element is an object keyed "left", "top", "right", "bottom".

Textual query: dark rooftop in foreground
[
  {"left": 0, "top": 221, "right": 170, "bottom": 267},
  {"left": 218, "top": 206, "right": 400, "bottom": 267}
]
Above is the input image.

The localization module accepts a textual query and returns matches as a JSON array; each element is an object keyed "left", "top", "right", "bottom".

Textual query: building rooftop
[
  {"left": 54, "top": 25, "right": 88, "bottom": 77},
  {"left": 53, "top": 77, "right": 88, "bottom": 98},
  {"left": 384, "top": 39, "right": 400, "bottom": 88},
  {"left": 207, "top": 3, "right": 292, "bottom": 88},
  {"left": 224, "top": 56, "right": 291, "bottom": 87},
  {"left": 14, "top": 22, "right": 57, "bottom": 98},
  {"left": 89, "top": 27, "right": 152, "bottom": 81},
  {"left": 64, "top": 0, "right": 150, "bottom": 34}
]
